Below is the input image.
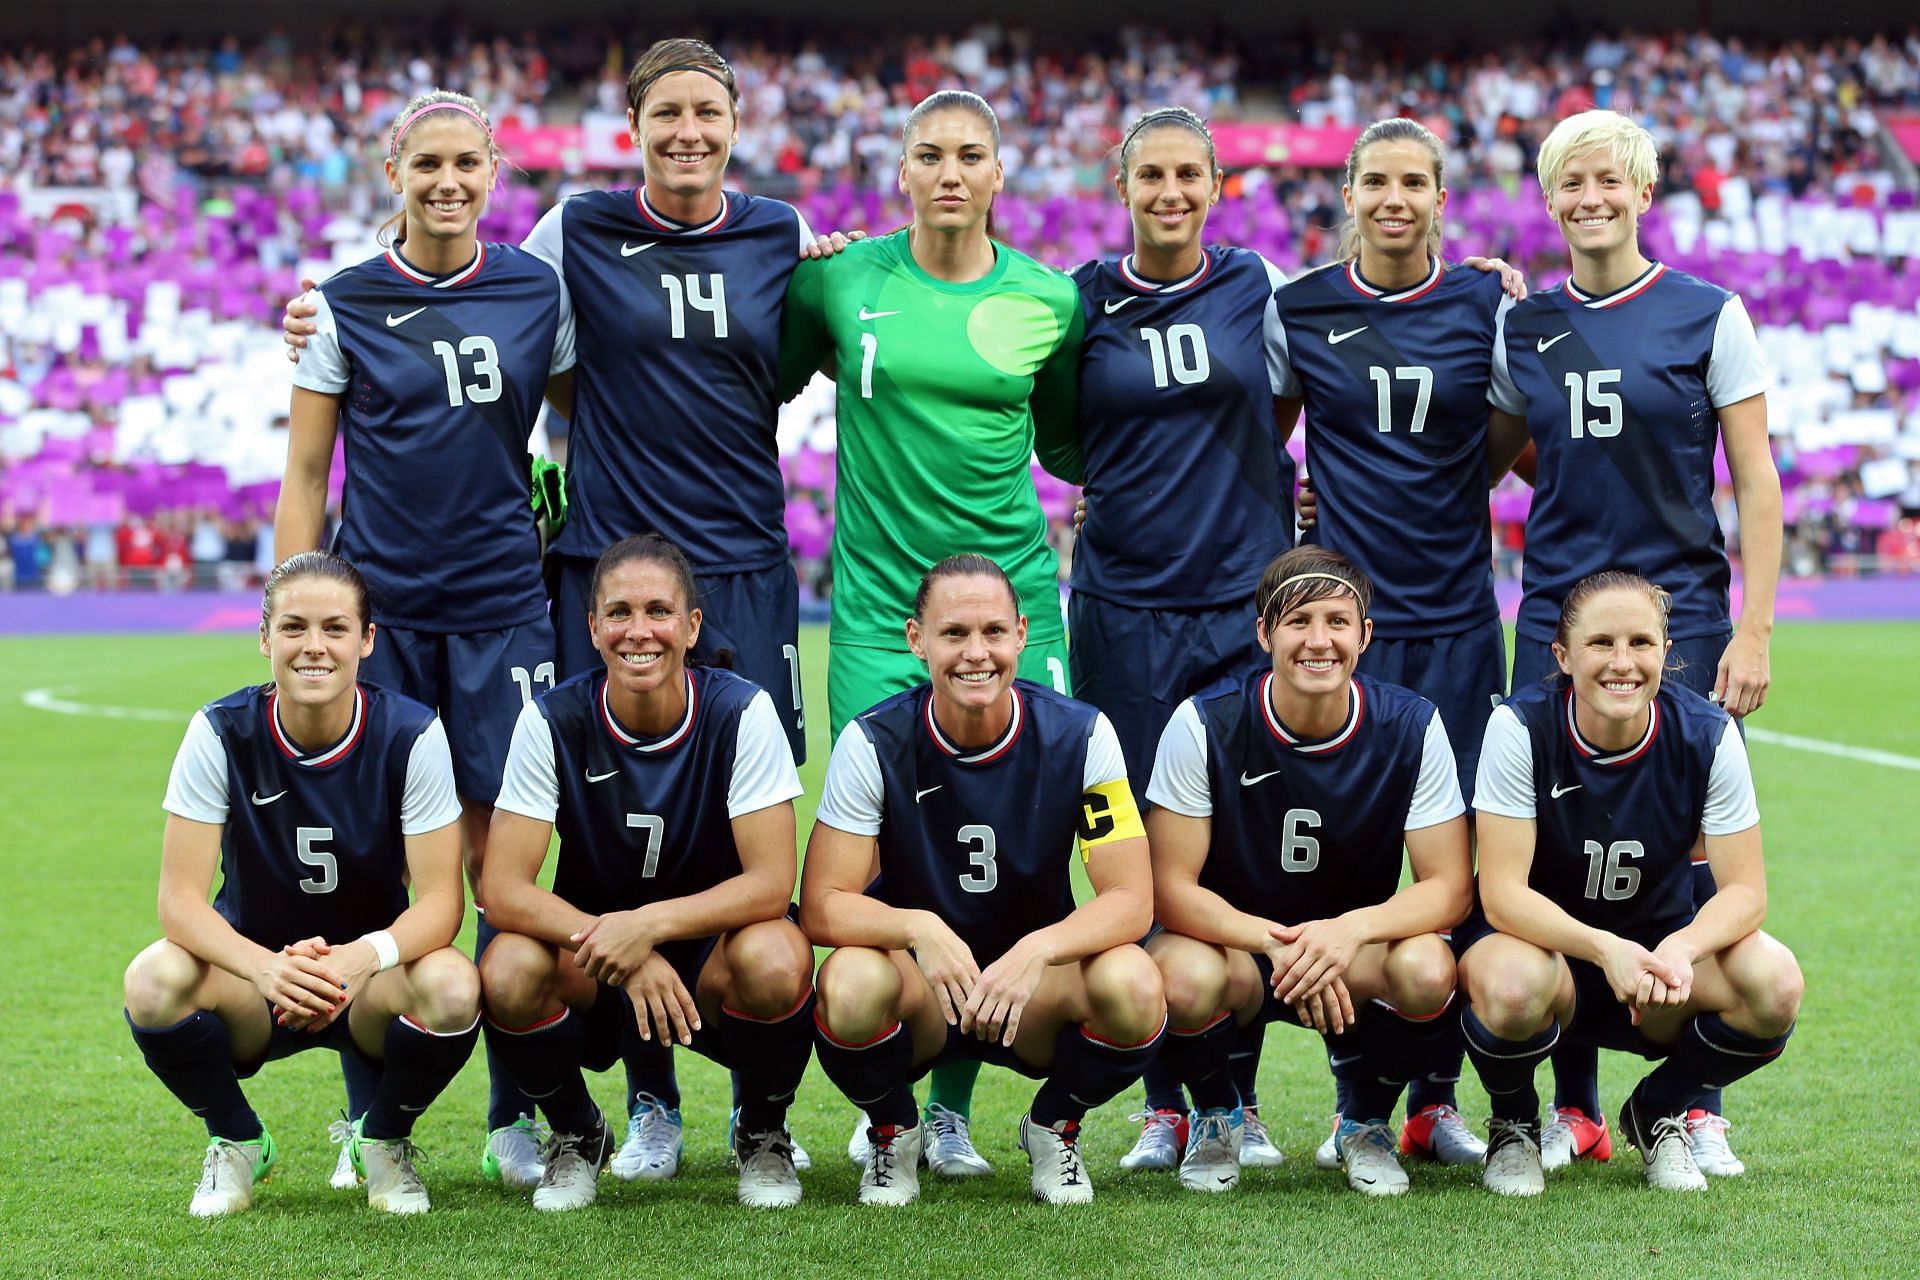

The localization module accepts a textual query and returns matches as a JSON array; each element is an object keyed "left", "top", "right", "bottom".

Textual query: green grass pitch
[{"left": 2, "top": 623, "right": 1915, "bottom": 1278}]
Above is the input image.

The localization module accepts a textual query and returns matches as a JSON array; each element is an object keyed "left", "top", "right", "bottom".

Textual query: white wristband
[{"left": 361, "top": 930, "right": 400, "bottom": 972}]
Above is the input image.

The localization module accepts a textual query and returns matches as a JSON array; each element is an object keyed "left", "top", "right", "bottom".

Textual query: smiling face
[
  {"left": 1344, "top": 137, "right": 1445, "bottom": 264},
  {"left": 630, "top": 69, "right": 737, "bottom": 207},
  {"left": 591, "top": 560, "right": 702, "bottom": 701},
  {"left": 906, "top": 573, "right": 1026, "bottom": 715},
  {"left": 1119, "top": 126, "right": 1221, "bottom": 262},
  {"left": 259, "top": 576, "right": 374, "bottom": 711},
  {"left": 1258, "top": 590, "right": 1371, "bottom": 702},
  {"left": 1548, "top": 145, "right": 1652, "bottom": 261},
  {"left": 386, "top": 113, "right": 494, "bottom": 248},
  {"left": 899, "top": 108, "right": 1003, "bottom": 237},
  {"left": 1553, "top": 586, "right": 1670, "bottom": 738}
]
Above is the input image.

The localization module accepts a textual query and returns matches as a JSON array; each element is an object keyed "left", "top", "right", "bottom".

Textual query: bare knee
[
  {"left": 815, "top": 947, "right": 900, "bottom": 1040},
  {"left": 1152, "top": 936, "right": 1229, "bottom": 1027},
  {"left": 1384, "top": 935, "right": 1457, "bottom": 1019},
  {"left": 405, "top": 948, "right": 482, "bottom": 1032},
  {"left": 1085, "top": 945, "right": 1167, "bottom": 1042},
  {"left": 123, "top": 939, "right": 204, "bottom": 1026},
  {"left": 723, "top": 921, "right": 813, "bottom": 1018},
  {"left": 1463, "top": 941, "right": 1558, "bottom": 1038},
  {"left": 478, "top": 932, "right": 558, "bottom": 1025},
  {"left": 1729, "top": 935, "right": 1803, "bottom": 1036}
]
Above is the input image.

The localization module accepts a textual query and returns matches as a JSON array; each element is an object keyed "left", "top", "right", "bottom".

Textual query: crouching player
[
  {"left": 1146, "top": 547, "right": 1472, "bottom": 1195},
  {"left": 477, "top": 535, "right": 815, "bottom": 1210},
  {"left": 1461, "top": 571, "right": 1801, "bottom": 1195},
  {"left": 801, "top": 555, "right": 1166, "bottom": 1206},
  {"left": 122, "top": 552, "right": 480, "bottom": 1217}
]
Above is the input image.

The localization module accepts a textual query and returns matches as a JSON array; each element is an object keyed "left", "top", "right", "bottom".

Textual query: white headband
[{"left": 1261, "top": 571, "right": 1361, "bottom": 617}]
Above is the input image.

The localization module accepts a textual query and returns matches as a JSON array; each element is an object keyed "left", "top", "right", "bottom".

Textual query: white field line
[
  {"left": 22, "top": 686, "right": 189, "bottom": 723},
  {"left": 1744, "top": 727, "right": 1920, "bottom": 773}
]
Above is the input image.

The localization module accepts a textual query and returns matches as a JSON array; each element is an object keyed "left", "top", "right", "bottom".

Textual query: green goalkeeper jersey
[{"left": 780, "top": 230, "right": 1085, "bottom": 649}]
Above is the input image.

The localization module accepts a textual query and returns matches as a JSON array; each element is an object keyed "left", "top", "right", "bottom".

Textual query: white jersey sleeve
[
  {"left": 1259, "top": 255, "right": 1293, "bottom": 395},
  {"left": 1701, "top": 720, "right": 1761, "bottom": 835},
  {"left": 1145, "top": 699, "right": 1213, "bottom": 818},
  {"left": 521, "top": 201, "right": 566, "bottom": 277},
  {"left": 1083, "top": 712, "right": 1129, "bottom": 790},
  {"left": 1487, "top": 302, "right": 1524, "bottom": 414},
  {"left": 728, "top": 690, "right": 805, "bottom": 818},
  {"left": 162, "top": 710, "right": 231, "bottom": 824},
  {"left": 1707, "top": 296, "right": 1772, "bottom": 407},
  {"left": 549, "top": 268, "right": 577, "bottom": 375},
  {"left": 1407, "top": 708, "right": 1468, "bottom": 830},
  {"left": 400, "top": 718, "right": 461, "bottom": 835},
  {"left": 493, "top": 702, "right": 561, "bottom": 823},
  {"left": 290, "top": 289, "right": 350, "bottom": 394},
  {"left": 792, "top": 204, "right": 818, "bottom": 253},
  {"left": 1472, "top": 705, "right": 1537, "bottom": 818},
  {"left": 814, "top": 721, "right": 885, "bottom": 836}
]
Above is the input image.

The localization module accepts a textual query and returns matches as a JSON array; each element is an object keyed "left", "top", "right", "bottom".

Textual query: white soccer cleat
[
  {"left": 923, "top": 1103, "right": 993, "bottom": 1177},
  {"left": 1314, "top": 1114, "right": 1343, "bottom": 1170},
  {"left": 1238, "top": 1109, "right": 1285, "bottom": 1168},
  {"left": 189, "top": 1132, "right": 276, "bottom": 1218},
  {"left": 354, "top": 1126, "right": 431, "bottom": 1215},
  {"left": 857, "top": 1123, "right": 924, "bottom": 1207},
  {"left": 847, "top": 1111, "right": 873, "bottom": 1166},
  {"left": 1686, "top": 1110, "right": 1745, "bottom": 1177},
  {"left": 1400, "top": 1103, "right": 1487, "bottom": 1166},
  {"left": 327, "top": 1117, "right": 361, "bottom": 1190},
  {"left": 532, "top": 1116, "right": 613, "bottom": 1212},
  {"left": 727, "top": 1106, "right": 810, "bottom": 1171},
  {"left": 1177, "top": 1109, "right": 1243, "bottom": 1193},
  {"left": 1539, "top": 1105, "right": 1613, "bottom": 1171},
  {"left": 734, "top": 1127, "right": 803, "bottom": 1209},
  {"left": 1118, "top": 1108, "right": 1187, "bottom": 1171},
  {"left": 1621, "top": 1093, "right": 1707, "bottom": 1192},
  {"left": 1336, "top": 1120, "right": 1410, "bottom": 1197},
  {"left": 1482, "top": 1117, "right": 1546, "bottom": 1197},
  {"left": 610, "top": 1092, "right": 682, "bottom": 1182},
  {"left": 481, "top": 1114, "right": 548, "bottom": 1188},
  {"left": 1020, "top": 1115, "right": 1095, "bottom": 1205}
]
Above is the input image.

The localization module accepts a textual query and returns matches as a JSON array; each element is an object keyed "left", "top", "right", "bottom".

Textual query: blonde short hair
[{"left": 1535, "top": 110, "right": 1659, "bottom": 195}]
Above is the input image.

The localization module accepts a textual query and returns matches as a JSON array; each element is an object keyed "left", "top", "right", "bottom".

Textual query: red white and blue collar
[
  {"left": 1260, "top": 674, "right": 1364, "bottom": 755},
  {"left": 1116, "top": 250, "right": 1214, "bottom": 295},
  {"left": 1563, "top": 261, "right": 1666, "bottom": 309},
  {"left": 635, "top": 187, "right": 731, "bottom": 235},
  {"left": 385, "top": 243, "right": 487, "bottom": 288},
  {"left": 267, "top": 684, "right": 367, "bottom": 767},
  {"left": 599, "top": 671, "right": 698, "bottom": 754},
  {"left": 1344, "top": 256, "right": 1443, "bottom": 303},
  {"left": 1562, "top": 686, "right": 1660, "bottom": 765},
  {"left": 924, "top": 685, "right": 1024, "bottom": 765}
]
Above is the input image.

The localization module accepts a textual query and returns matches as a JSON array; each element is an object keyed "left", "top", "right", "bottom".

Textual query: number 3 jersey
[
  {"left": 814, "top": 680, "right": 1143, "bottom": 967},
  {"left": 492, "top": 666, "right": 802, "bottom": 911},
  {"left": 293, "top": 243, "right": 574, "bottom": 633},
  {"left": 1146, "top": 671, "right": 1463, "bottom": 925},
  {"left": 1488, "top": 263, "right": 1772, "bottom": 644},
  {"left": 162, "top": 682, "right": 460, "bottom": 948},
  {"left": 1473, "top": 680, "right": 1758, "bottom": 948}
]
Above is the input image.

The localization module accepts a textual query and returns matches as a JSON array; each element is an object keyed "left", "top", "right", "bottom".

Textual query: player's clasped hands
[
  {"left": 962, "top": 938, "right": 1049, "bottom": 1047},
  {"left": 570, "top": 908, "right": 660, "bottom": 988},
  {"left": 1597, "top": 933, "right": 1689, "bottom": 1024},
  {"left": 908, "top": 910, "right": 980, "bottom": 1027},
  {"left": 1267, "top": 918, "right": 1364, "bottom": 1033},
  {"left": 262, "top": 937, "right": 349, "bottom": 1031},
  {"left": 623, "top": 951, "right": 700, "bottom": 1046}
]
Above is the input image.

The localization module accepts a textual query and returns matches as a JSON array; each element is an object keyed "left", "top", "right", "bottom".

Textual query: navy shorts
[
  {"left": 361, "top": 616, "right": 557, "bottom": 804},
  {"left": 1511, "top": 628, "right": 1731, "bottom": 703},
  {"left": 1068, "top": 592, "right": 1265, "bottom": 783},
  {"left": 1360, "top": 618, "right": 1506, "bottom": 808},
  {"left": 235, "top": 1000, "right": 379, "bottom": 1080},
  {"left": 553, "top": 555, "right": 804, "bottom": 764},
  {"left": 1453, "top": 905, "right": 1665, "bottom": 1058}
]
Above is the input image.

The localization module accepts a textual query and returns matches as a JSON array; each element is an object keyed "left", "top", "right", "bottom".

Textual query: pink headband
[{"left": 390, "top": 101, "right": 490, "bottom": 159}]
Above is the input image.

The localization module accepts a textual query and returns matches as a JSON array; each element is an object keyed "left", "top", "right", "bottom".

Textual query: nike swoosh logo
[
  {"left": 1328, "top": 1053, "right": 1362, "bottom": 1067},
  {"left": 858, "top": 307, "right": 900, "bottom": 321},
  {"left": 1550, "top": 782, "right": 1583, "bottom": 798},
  {"left": 620, "top": 242, "right": 654, "bottom": 256},
  {"left": 1328, "top": 326, "right": 1368, "bottom": 344},
  {"left": 586, "top": 769, "right": 619, "bottom": 783},
  {"left": 385, "top": 307, "right": 426, "bottom": 327},
  {"left": 398, "top": 1104, "right": 428, "bottom": 1112},
  {"left": 1537, "top": 332, "right": 1572, "bottom": 352},
  {"left": 915, "top": 785, "right": 942, "bottom": 802},
  {"left": 250, "top": 791, "right": 286, "bottom": 806},
  {"left": 1239, "top": 770, "right": 1281, "bottom": 787},
  {"left": 1103, "top": 297, "right": 1139, "bottom": 314}
]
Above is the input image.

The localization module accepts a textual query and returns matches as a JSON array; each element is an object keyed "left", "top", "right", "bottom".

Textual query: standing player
[
  {"left": 276, "top": 89, "right": 571, "bottom": 1192},
  {"left": 1488, "top": 109, "right": 1782, "bottom": 1174},
  {"left": 121, "top": 552, "right": 479, "bottom": 1216},
  {"left": 1068, "top": 106, "right": 1296, "bottom": 1172},
  {"left": 1459, "top": 570, "right": 1800, "bottom": 1195},
  {"left": 800, "top": 556, "right": 1166, "bottom": 1206},
  {"left": 477, "top": 534, "right": 815, "bottom": 1210},
  {"left": 1146, "top": 547, "right": 1472, "bottom": 1196}
]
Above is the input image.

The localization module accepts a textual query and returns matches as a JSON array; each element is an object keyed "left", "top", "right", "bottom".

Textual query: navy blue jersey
[
  {"left": 526, "top": 188, "right": 811, "bottom": 573},
  {"left": 1501, "top": 680, "right": 1731, "bottom": 948},
  {"left": 1070, "top": 247, "right": 1295, "bottom": 608},
  {"left": 1178, "top": 671, "right": 1449, "bottom": 924},
  {"left": 296, "top": 243, "right": 568, "bottom": 633},
  {"left": 1490, "top": 264, "right": 1771, "bottom": 641},
  {"left": 1271, "top": 259, "right": 1506, "bottom": 636},
  {"left": 852, "top": 681, "right": 1105, "bottom": 967},
  {"left": 537, "top": 666, "right": 768, "bottom": 911},
  {"left": 197, "top": 683, "right": 441, "bottom": 948}
]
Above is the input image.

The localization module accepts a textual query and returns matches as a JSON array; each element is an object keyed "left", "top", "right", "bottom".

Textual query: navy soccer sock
[
  {"left": 362, "top": 1014, "right": 481, "bottom": 1141},
  {"left": 720, "top": 990, "right": 815, "bottom": 1134},
  {"left": 474, "top": 908, "right": 541, "bottom": 1131},
  {"left": 813, "top": 1015, "right": 917, "bottom": 1130},
  {"left": 1637, "top": 1014, "right": 1792, "bottom": 1118},
  {"left": 620, "top": 1030, "right": 682, "bottom": 1113},
  {"left": 1029, "top": 1019, "right": 1167, "bottom": 1128},
  {"left": 1334, "top": 1004, "right": 1433, "bottom": 1124},
  {"left": 482, "top": 1008, "right": 598, "bottom": 1134},
  {"left": 339, "top": 1046, "right": 382, "bottom": 1121},
  {"left": 1159, "top": 1012, "right": 1240, "bottom": 1112},
  {"left": 1140, "top": 1055, "right": 1189, "bottom": 1114},
  {"left": 1461, "top": 1004, "right": 1559, "bottom": 1123},
  {"left": 127, "top": 1010, "right": 262, "bottom": 1142},
  {"left": 1404, "top": 1009, "right": 1467, "bottom": 1113},
  {"left": 1229, "top": 1021, "right": 1264, "bottom": 1112},
  {"left": 1549, "top": 1041, "right": 1604, "bottom": 1119},
  {"left": 1686, "top": 860, "right": 1726, "bottom": 1116}
]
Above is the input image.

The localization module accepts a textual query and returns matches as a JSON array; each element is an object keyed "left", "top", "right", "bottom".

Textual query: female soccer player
[
  {"left": 1460, "top": 570, "right": 1800, "bottom": 1195},
  {"left": 1488, "top": 109, "right": 1783, "bottom": 1174},
  {"left": 277, "top": 88, "right": 572, "bottom": 1191},
  {"left": 1145, "top": 547, "right": 1472, "bottom": 1196},
  {"left": 477, "top": 534, "right": 815, "bottom": 1211},
  {"left": 801, "top": 556, "right": 1166, "bottom": 1206},
  {"left": 121, "top": 552, "right": 478, "bottom": 1217}
]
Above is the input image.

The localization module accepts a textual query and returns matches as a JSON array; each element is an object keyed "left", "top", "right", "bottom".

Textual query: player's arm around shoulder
[{"left": 775, "top": 252, "right": 838, "bottom": 402}]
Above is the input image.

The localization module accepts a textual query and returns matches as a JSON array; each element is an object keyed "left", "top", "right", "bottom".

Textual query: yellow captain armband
[{"left": 1077, "top": 779, "right": 1145, "bottom": 859}]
